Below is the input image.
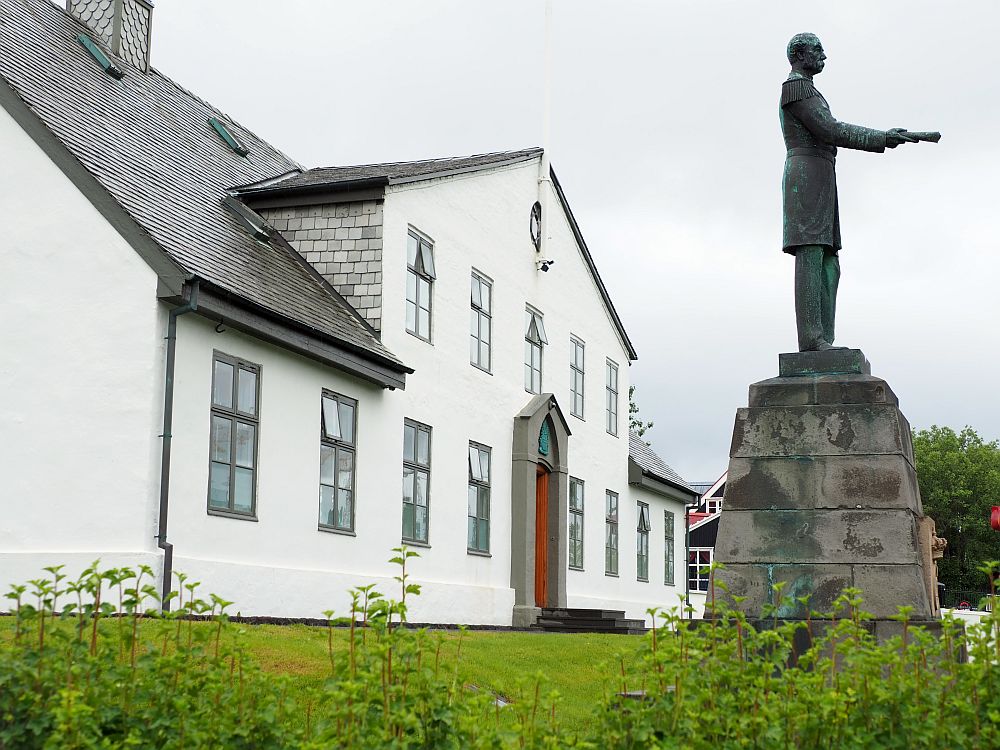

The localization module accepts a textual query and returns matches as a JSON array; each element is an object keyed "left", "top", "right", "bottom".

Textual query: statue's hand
[{"left": 886, "top": 128, "right": 918, "bottom": 148}]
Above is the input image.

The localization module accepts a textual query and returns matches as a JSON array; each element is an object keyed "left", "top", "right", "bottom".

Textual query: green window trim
[
  {"left": 569, "top": 478, "right": 584, "bottom": 570},
  {"left": 664, "top": 510, "right": 676, "bottom": 585},
  {"left": 606, "top": 359, "right": 619, "bottom": 436},
  {"left": 402, "top": 419, "right": 432, "bottom": 543},
  {"left": 470, "top": 271, "right": 493, "bottom": 372},
  {"left": 605, "top": 490, "right": 619, "bottom": 576},
  {"left": 406, "top": 229, "right": 434, "bottom": 342},
  {"left": 524, "top": 307, "right": 546, "bottom": 394},
  {"left": 319, "top": 391, "right": 357, "bottom": 532},
  {"left": 570, "top": 337, "right": 585, "bottom": 419},
  {"left": 467, "top": 442, "right": 491, "bottom": 553},
  {"left": 637, "top": 502, "right": 650, "bottom": 582},
  {"left": 207, "top": 352, "right": 260, "bottom": 518}
]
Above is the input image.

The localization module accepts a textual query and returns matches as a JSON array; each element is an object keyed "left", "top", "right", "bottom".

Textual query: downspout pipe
[
  {"left": 157, "top": 280, "right": 199, "bottom": 610},
  {"left": 684, "top": 501, "right": 692, "bottom": 618}
]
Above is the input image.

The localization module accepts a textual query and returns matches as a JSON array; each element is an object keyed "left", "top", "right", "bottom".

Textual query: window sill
[
  {"left": 406, "top": 329, "right": 432, "bottom": 345},
  {"left": 471, "top": 363, "right": 493, "bottom": 376},
  {"left": 571, "top": 413, "right": 585, "bottom": 421},
  {"left": 467, "top": 549, "right": 492, "bottom": 558},
  {"left": 638, "top": 578, "right": 649, "bottom": 583},
  {"left": 569, "top": 565, "right": 584, "bottom": 572},
  {"left": 318, "top": 525, "right": 356, "bottom": 537},
  {"left": 605, "top": 572, "right": 619, "bottom": 578},
  {"left": 402, "top": 538, "right": 431, "bottom": 549},
  {"left": 207, "top": 508, "right": 258, "bottom": 522},
  {"left": 606, "top": 431, "right": 619, "bottom": 438}
]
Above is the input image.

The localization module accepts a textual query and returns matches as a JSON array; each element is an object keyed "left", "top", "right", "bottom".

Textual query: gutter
[{"left": 156, "top": 280, "right": 199, "bottom": 610}]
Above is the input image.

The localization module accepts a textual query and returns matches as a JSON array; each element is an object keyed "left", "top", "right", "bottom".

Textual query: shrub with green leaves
[{"left": 3, "top": 555, "right": 1000, "bottom": 749}]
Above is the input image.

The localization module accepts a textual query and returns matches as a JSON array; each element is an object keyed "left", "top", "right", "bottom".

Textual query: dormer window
[
  {"left": 406, "top": 229, "right": 435, "bottom": 341},
  {"left": 524, "top": 307, "right": 547, "bottom": 394}
]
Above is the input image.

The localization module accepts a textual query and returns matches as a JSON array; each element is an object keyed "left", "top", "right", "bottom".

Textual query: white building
[{"left": 1, "top": 0, "right": 696, "bottom": 627}]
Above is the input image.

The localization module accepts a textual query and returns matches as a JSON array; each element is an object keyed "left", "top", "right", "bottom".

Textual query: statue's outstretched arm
[{"left": 787, "top": 97, "right": 887, "bottom": 153}]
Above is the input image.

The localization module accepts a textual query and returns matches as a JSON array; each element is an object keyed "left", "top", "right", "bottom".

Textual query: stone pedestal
[{"left": 712, "top": 350, "right": 936, "bottom": 620}]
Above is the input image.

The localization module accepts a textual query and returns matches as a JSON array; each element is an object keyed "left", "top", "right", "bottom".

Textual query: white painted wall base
[
  {"left": 0, "top": 552, "right": 162, "bottom": 603},
  {"left": 173, "top": 555, "right": 515, "bottom": 625}
]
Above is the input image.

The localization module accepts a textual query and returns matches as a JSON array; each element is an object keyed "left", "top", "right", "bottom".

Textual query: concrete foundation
[{"left": 712, "top": 350, "right": 936, "bottom": 620}]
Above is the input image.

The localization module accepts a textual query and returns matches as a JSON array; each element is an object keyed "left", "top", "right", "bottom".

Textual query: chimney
[{"left": 67, "top": 0, "right": 154, "bottom": 73}]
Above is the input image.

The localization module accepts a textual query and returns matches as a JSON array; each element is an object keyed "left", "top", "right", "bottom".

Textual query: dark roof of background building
[
  {"left": 628, "top": 432, "right": 695, "bottom": 494},
  {"left": 240, "top": 149, "right": 544, "bottom": 194},
  {"left": 0, "top": 0, "right": 405, "bottom": 372},
  {"left": 689, "top": 482, "right": 716, "bottom": 496}
]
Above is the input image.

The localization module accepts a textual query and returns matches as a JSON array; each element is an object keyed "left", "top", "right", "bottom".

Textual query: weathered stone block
[
  {"left": 713, "top": 563, "right": 853, "bottom": 617},
  {"left": 749, "top": 374, "right": 898, "bottom": 408},
  {"left": 730, "top": 404, "right": 908, "bottom": 458},
  {"left": 853, "top": 564, "right": 933, "bottom": 618},
  {"left": 724, "top": 455, "right": 920, "bottom": 511},
  {"left": 779, "top": 348, "right": 870, "bottom": 376},
  {"left": 714, "top": 509, "right": 921, "bottom": 565}
]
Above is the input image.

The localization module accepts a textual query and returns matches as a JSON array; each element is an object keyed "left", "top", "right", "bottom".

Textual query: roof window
[
  {"left": 209, "top": 117, "right": 250, "bottom": 157},
  {"left": 77, "top": 34, "right": 124, "bottom": 80}
]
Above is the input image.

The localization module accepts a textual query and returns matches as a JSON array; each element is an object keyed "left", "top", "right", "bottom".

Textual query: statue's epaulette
[{"left": 781, "top": 77, "right": 817, "bottom": 107}]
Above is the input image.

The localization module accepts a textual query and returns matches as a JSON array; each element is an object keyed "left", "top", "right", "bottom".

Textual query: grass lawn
[{"left": 238, "top": 624, "right": 643, "bottom": 728}]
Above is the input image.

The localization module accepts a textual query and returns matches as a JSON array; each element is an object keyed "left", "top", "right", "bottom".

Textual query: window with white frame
[
  {"left": 470, "top": 271, "right": 492, "bottom": 372},
  {"left": 605, "top": 490, "right": 619, "bottom": 575},
  {"left": 406, "top": 229, "right": 435, "bottom": 341},
  {"left": 606, "top": 359, "right": 619, "bottom": 435},
  {"left": 664, "top": 510, "right": 676, "bottom": 585},
  {"left": 570, "top": 337, "right": 585, "bottom": 419},
  {"left": 524, "top": 307, "right": 547, "bottom": 394},
  {"left": 318, "top": 391, "right": 356, "bottom": 532},
  {"left": 208, "top": 353, "right": 259, "bottom": 517},
  {"left": 467, "top": 443, "right": 491, "bottom": 553},
  {"left": 637, "top": 502, "right": 651, "bottom": 581},
  {"left": 569, "top": 478, "right": 584, "bottom": 569},
  {"left": 402, "top": 420, "right": 431, "bottom": 543},
  {"left": 689, "top": 548, "right": 714, "bottom": 592}
]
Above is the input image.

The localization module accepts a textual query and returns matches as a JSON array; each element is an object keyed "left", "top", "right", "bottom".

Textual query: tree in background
[
  {"left": 629, "top": 385, "right": 653, "bottom": 438},
  {"left": 913, "top": 426, "right": 1000, "bottom": 594}
]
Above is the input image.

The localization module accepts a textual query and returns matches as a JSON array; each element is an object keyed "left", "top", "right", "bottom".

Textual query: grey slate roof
[
  {"left": 689, "top": 482, "right": 716, "bottom": 496},
  {"left": 240, "top": 149, "right": 544, "bottom": 194},
  {"left": 0, "top": 0, "right": 405, "bottom": 372},
  {"left": 629, "top": 432, "right": 695, "bottom": 494}
]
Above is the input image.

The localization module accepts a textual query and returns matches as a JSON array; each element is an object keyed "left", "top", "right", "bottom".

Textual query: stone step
[
  {"left": 540, "top": 607, "right": 626, "bottom": 619},
  {"left": 536, "top": 616, "right": 645, "bottom": 630}
]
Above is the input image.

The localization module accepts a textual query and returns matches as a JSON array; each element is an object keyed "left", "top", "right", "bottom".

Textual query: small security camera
[{"left": 536, "top": 259, "right": 555, "bottom": 273}]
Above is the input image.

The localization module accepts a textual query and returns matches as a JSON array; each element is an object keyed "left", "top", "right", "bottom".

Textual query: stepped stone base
[
  {"left": 712, "top": 350, "right": 936, "bottom": 620},
  {"left": 533, "top": 608, "right": 647, "bottom": 635}
]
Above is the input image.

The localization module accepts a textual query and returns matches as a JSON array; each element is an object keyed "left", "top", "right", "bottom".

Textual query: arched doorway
[{"left": 511, "top": 394, "right": 571, "bottom": 627}]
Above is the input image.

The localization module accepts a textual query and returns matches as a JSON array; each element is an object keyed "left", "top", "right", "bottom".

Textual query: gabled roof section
[
  {"left": 0, "top": 0, "right": 407, "bottom": 383},
  {"left": 238, "top": 148, "right": 544, "bottom": 197},
  {"left": 241, "top": 146, "right": 637, "bottom": 362},
  {"left": 629, "top": 432, "right": 695, "bottom": 495}
]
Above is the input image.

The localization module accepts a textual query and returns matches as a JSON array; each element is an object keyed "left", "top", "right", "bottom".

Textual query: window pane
[
  {"left": 480, "top": 313, "right": 490, "bottom": 344},
  {"left": 478, "top": 487, "right": 490, "bottom": 519},
  {"left": 209, "top": 462, "right": 230, "bottom": 508},
  {"left": 402, "top": 502, "right": 415, "bottom": 539},
  {"left": 470, "top": 335, "right": 478, "bottom": 364},
  {"left": 415, "top": 470, "right": 428, "bottom": 507},
  {"left": 235, "top": 423, "right": 254, "bottom": 468},
  {"left": 407, "top": 233, "right": 419, "bottom": 266},
  {"left": 479, "top": 450, "right": 490, "bottom": 484},
  {"left": 213, "top": 360, "right": 234, "bottom": 409},
  {"left": 403, "top": 425, "right": 415, "bottom": 462},
  {"left": 405, "top": 301, "right": 417, "bottom": 334},
  {"left": 534, "top": 314, "right": 548, "bottom": 344},
  {"left": 322, "top": 397, "right": 341, "bottom": 440},
  {"left": 320, "top": 485, "right": 335, "bottom": 526},
  {"left": 319, "top": 444, "right": 335, "bottom": 485},
  {"left": 233, "top": 467, "right": 253, "bottom": 512},
  {"left": 337, "top": 489, "right": 353, "bottom": 529},
  {"left": 524, "top": 362, "right": 533, "bottom": 392},
  {"left": 338, "top": 401, "right": 355, "bottom": 444},
  {"left": 211, "top": 416, "right": 232, "bottom": 463},
  {"left": 406, "top": 271, "right": 417, "bottom": 302},
  {"left": 481, "top": 281, "right": 490, "bottom": 312},
  {"left": 468, "top": 485, "right": 478, "bottom": 516},
  {"left": 237, "top": 368, "right": 257, "bottom": 415},
  {"left": 480, "top": 341, "right": 490, "bottom": 370},
  {"left": 468, "top": 517, "right": 477, "bottom": 549},
  {"left": 415, "top": 505, "right": 428, "bottom": 542},
  {"left": 418, "top": 277, "right": 431, "bottom": 305},
  {"left": 478, "top": 518, "right": 489, "bottom": 551},
  {"left": 416, "top": 428, "right": 429, "bottom": 466},
  {"left": 337, "top": 450, "right": 354, "bottom": 490},
  {"left": 402, "top": 467, "right": 414, "bottom": 504},
  {"left": 417, "top": 307, "right": 430, "bottom": 339},
  {"left": 469, "top": 446, "right": 483, "bottom": 481},
  {"left": 471, "top": 276, "right": 482, "bottom": 308},
  {"left": 420, "top": 242, "right": 435, "bottom": 278}
]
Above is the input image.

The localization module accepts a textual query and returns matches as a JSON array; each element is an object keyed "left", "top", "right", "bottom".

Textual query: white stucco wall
[{"left": 0, "top": 105, "right": 165, "bottom": 589}]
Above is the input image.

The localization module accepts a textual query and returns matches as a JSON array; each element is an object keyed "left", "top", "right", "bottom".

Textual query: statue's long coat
[{"left": 779, "top": 72, "right": 887, "bottom": 254}]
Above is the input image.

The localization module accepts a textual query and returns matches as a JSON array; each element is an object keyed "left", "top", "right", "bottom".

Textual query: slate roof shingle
[
  {"left": 240, "top": 149, "right": 545, "bottom": 194},
  {"left": 629, "top": 432, "right": 695, "bottom": 494},
  {"left": 0, "top": 0, "right": 405, "bottom": 371}
]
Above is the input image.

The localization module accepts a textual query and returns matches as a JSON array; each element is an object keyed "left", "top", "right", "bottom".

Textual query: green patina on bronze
[{"left": 779, "top": 32, "right": 939, "bottom": 352}]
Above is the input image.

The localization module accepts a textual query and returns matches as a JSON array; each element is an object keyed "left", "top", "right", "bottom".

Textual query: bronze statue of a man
[{"left": 781, "top": 33, "right": 917, "bottom": 352}]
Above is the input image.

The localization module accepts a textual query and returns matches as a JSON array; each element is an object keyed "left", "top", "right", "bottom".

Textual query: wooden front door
[{"left": 535, "top": 464, "right": 549, "bottom": 608}]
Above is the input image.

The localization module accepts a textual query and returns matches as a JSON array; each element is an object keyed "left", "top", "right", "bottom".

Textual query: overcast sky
[{"left": 151, "top": 1, "right": 1000, "bottom": 483}]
